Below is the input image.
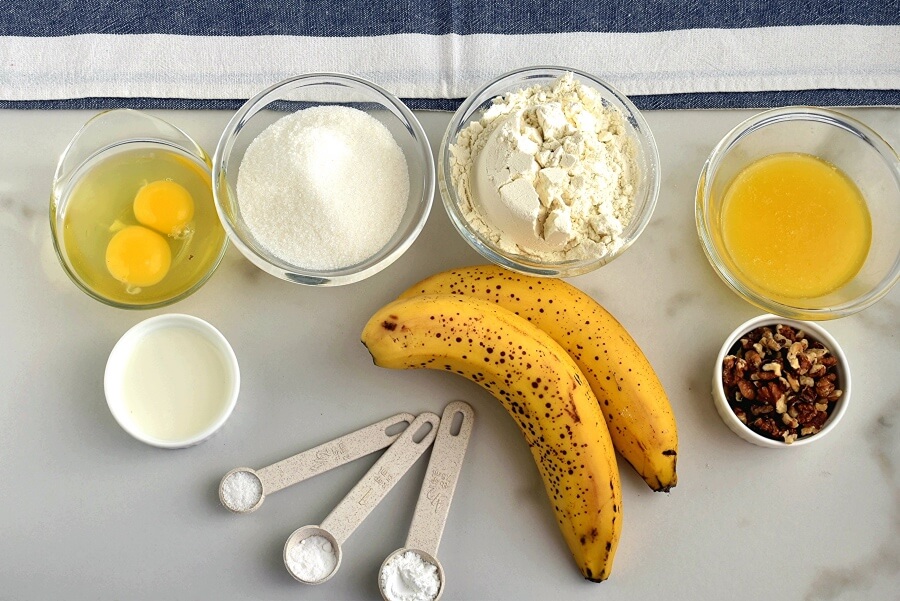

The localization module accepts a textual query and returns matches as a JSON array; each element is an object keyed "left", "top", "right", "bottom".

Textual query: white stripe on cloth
[{"left": 1, "top": 25, "right": 898, "bottom": 101}]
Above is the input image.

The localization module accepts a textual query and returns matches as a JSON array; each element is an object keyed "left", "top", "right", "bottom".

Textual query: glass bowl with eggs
[
  {"left": 439, "top": 66, "right": 661, "bottom": 278},
  {"left": 212, "top": 73, "right": 434, "bottom": 286},
  {"left": 50, "top": 109, "right": 228, "bottom": 309},
  {"left": 696, "top": 106, "right": 900, "bottom": 320}
]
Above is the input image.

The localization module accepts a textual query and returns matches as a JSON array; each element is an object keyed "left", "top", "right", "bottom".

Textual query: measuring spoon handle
[
  {"left": 321, "top": 412, "right": 440, "bottom": 545},
  {"left": 406, "top": 401, "right": 475, "bottom": 556},
  {"left": 256, "top": 412, "right": 416, "bottom": 495}
]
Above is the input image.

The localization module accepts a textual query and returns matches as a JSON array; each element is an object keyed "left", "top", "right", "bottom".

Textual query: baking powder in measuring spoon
[{"left": 379, "top": 550, "right": 441, "bottom": 601}]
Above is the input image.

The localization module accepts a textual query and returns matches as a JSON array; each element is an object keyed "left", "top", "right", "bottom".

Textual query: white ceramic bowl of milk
[{"left": 104, "top": 314, "right": 240, "bottom": 448}]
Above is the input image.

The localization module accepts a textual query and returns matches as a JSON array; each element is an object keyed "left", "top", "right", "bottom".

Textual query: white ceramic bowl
[
  {"left": 104, "top": 314, "right": 240, "bottom": 448},
  {"left": 712, "top": 314, "right": 850, "bottom": 448}
]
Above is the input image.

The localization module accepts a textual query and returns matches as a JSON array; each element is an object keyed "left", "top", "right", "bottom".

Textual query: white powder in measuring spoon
[
  {"left": 286, "top": 535, "right": 338, "bottom": 582},
  {"left": 220, "top": 470, "right": 263, "bottom": 512},
  {"left": 237, "top": 106, "right": 409, "bottom": 270},
  {"left": 379, "top": 551, "right": 441, "bottom": 601}
]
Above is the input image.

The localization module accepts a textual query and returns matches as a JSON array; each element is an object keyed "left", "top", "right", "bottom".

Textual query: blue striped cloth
[{"left": 2, "top": 0, "right": 898, "bottom": 109}]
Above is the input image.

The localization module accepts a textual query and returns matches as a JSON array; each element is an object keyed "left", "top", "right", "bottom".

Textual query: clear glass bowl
[
  {"left": 50, "top": 109, "right": 227, "bottom": 309},
  {"left": 696, "top": 106, "right": 900, "bottom": 320},
  {"left": 213, "top": 73, "right": 434, "bottom": 286},
  {"left": 439, "top": 66, "right": 660, "bottom": 277}
]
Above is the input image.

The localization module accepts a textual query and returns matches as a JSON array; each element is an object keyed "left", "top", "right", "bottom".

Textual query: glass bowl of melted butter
[
  {"left": 50, "top": 109, "right": 228, "bottom": 309},
  {"left": 696, "top": 106, "right": 900, "bottom": 320}
]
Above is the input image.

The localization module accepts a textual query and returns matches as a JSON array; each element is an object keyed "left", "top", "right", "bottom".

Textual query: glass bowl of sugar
[{"left": 213, "top": 73, "right": 434, "bottom": 286}]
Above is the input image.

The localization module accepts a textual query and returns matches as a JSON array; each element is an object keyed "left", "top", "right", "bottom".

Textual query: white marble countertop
[{"left": 0, "top": 107, "right": 897, "bottom": 600}]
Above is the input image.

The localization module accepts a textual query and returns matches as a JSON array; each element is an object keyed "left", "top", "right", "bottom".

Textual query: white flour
[
  {"left": 379, "top": 550, "right": 441, "bottom": 601},
  {"left": 237, "top": 106, "right": 409, "bottom": 270},
  {"left": 449, "top": 73, "right": 638, "bottom": 262}
]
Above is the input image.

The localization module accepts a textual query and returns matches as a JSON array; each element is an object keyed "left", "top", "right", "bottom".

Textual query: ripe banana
[
  {"left": 361, "top": 294, "right": 621, "bottom": 582},
  {"left": 399, "top": 264, "right": 678, "bottom": 492}
]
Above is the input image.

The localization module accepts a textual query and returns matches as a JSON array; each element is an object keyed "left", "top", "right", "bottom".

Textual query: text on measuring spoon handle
[{"left": 255, "top": 412, "right": 416, "bottom": 494}]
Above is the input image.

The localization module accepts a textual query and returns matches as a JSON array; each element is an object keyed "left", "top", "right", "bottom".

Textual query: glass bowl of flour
[
  {"left": 213, "top": 73, "right": 434, "bottom": 286},
  {"left": 440, "top": 66, "right": 660, "bottom": 277}
]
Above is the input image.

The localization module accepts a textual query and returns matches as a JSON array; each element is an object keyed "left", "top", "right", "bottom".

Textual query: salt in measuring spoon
[
  {"left": 378, "top": 401, "right": 475, "bottom": 601},
  {"left": 283, "top": 411, "right": 441, "bottom": 584},
  {"left": 219, "top": 412, "right": 415, "bottom": 514}
]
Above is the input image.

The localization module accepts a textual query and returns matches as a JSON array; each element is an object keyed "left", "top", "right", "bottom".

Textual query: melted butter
[{"left": 721, "top": 152, "right": 871, "bottom": 300}]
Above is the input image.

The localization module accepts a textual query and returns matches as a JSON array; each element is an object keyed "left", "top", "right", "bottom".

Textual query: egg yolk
[
  {"left": 133, "top": 180, "right": 194, "bottom": 236},
  {"left": 106, "top": 226, "right": 172, "bottom": 287}
]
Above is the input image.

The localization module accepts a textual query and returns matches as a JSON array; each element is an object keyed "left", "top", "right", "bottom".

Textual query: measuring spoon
[
  {"left": 378, "top": 401, "right": 475, "bottom": 601},
  {"left": 283, "top": 411, "right": 440, "bottom": 584},
  {"left": 219, "top": 412, "right": 415, "bottom": 514}
]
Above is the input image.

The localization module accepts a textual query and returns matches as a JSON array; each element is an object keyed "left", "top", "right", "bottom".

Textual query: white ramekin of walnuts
[{"left": 713, "top": 314, "right": 851, "bottom": 448}]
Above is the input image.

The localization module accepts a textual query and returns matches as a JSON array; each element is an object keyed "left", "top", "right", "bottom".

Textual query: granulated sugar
[
  {"left": 237, "top": 105, "right": 409, "bottom": 270},
  {"left": 220, "top": 470, "right": 263, "bottom": 512}
]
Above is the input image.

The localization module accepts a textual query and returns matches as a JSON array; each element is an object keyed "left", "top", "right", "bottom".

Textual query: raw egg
[
  {"left": 106, "top": 225, "right": 172, "bottom": 288},
  {"left": 134, "top": 180, "right": 195, "bottom": 236}
]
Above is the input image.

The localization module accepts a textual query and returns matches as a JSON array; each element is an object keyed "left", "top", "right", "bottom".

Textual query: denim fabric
[{"left": 3, "top": 0, "right": 898, "bottom": 36}]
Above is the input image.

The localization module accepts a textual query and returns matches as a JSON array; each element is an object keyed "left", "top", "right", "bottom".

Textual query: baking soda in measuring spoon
[
  {"left": 286, "top": 535, "right": 339, "bottom": 582},
  {"left": 236, "top": 106, "right": 409, "bottom": 270}
]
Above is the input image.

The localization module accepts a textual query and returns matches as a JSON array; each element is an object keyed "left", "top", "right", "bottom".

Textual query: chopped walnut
[
  {"left": 816, "top": 378, "right": 835, "bottom": 399},
  {"left": 800, "top": 386, "right": 817, "bottom": 403},
  {"left": 776, "top": 324, "right": 798, "bottom": 341},
  {"left": 763, "top": 362, "right": 783, "bottom": 377},
  {"left": 786, "top": 373, "right": 800, "bottom": 393},
  {"left": 745, "top": 349, "right": 763, "bottom": 369},
  {"left": 775, "top": 396, "right": 787, "bottom": 414},
  {"left": 721, "top": 323, "right": 843, "bottom": 443},
  {"left": 753, "top": 417, "right": 782, "bottom": 438},
  {"left": 794, "top": 402, "right": 817, "bottom": 424},
  {"left": 797, "top": 354, "right": 812, "bottom": 375},
  {"left": 809, "top": 363, "right": 827, "bottom": 378}
]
